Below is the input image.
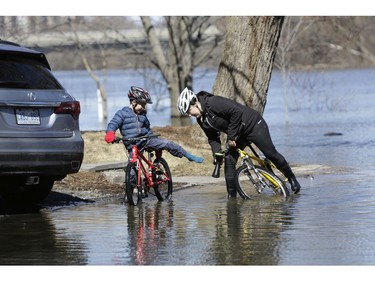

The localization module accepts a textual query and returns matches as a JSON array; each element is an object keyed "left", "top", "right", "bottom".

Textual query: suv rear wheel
[{"left": 0, "top": 176, "right": 55, "bottom": 204}]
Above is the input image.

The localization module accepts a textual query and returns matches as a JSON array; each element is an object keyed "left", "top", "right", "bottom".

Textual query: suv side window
[{"left": 0, "top": 57, "right": 63, "bottom": 90}]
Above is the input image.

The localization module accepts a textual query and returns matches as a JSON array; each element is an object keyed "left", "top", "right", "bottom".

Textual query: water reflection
[
  {"left": 210, "top": 197, "right": 294, "bottom": 265},
  {"left": 126, "top": 201, "right": 174, "bottom": 265},
  {"left": 120, "top": 185, "right": 297, "bottom": 265},
  {"left": 0, "top": 211, "right": 88, "bottom": 265},
  {"left": 0, "top": 186, "right": 302, "bottom": 265},
  {"left": 2, "top": 172, "right": 375, "bottom": 265}
]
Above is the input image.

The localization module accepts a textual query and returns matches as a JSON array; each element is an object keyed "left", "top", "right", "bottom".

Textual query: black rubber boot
[
  {"left": 227, "top": 192, "right": 237, "bottom": 198},
  {"left": 225, "top": 178, "right": 237, "bottom": 198},
  {"left": 277, "top": 160, "right": 301, "bottom": 194},
  {"left": 289, "top": 176, "right": 301, "bottom": 194},
  {"left": 224, "top": 151, "right": 238, "bottom": 198}
]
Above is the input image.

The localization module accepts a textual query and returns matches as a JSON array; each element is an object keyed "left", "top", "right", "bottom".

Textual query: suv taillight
[{"left": 54, "top": 101, "right": 81, "bottom": 120}]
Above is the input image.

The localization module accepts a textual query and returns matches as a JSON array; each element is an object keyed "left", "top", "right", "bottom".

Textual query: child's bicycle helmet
[{"left": 128, "top": 86, "right": 153, "bottom": 104}]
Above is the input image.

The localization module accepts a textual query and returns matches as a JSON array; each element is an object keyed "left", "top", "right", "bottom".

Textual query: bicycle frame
[
  {"left": 214, "top": 143, "right": 289, "bottom": 198},
  {"left": 237, "top": 144, "right": 290, "bottom": 198},
  {"left": 239, "top": 145, "right": 276, "bottom": 170},
  {"left": 237, "top": 148, "right": 282, "bottom": 188},
  {"left": 114, "top": 135, "right": 173, "bottom": 205},
  {"left": 129, "top": 144, "right": 170, "bottom": 191}
]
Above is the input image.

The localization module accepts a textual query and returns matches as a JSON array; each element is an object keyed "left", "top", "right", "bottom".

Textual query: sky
[{"left": 3, "top": 0, "right": 375, "bottom": 16}]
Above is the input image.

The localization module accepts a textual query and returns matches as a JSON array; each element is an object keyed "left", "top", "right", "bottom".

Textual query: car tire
[{"left": 0, "top": 176, "right": 54, "bottom": 204}]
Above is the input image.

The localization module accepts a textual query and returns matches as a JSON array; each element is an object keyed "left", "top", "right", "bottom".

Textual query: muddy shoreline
[
  {"left": 1, "top": 127, "right": 351, "bottom": 211},
  {"left": 46, "top": 162, "right": 347, "bottom": 208}
]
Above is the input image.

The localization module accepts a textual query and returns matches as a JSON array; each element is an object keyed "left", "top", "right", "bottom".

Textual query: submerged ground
[{"left": 51, "top": 125, "right": 342, "bottom": 203}]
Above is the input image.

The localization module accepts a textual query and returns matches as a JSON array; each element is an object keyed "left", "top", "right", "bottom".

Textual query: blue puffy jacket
[{"left": 106, "top": 106, "right": 153, "bottom": 150}]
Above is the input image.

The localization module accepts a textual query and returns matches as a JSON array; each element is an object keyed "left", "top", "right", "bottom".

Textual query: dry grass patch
[{"left": 81, "top": 124, "right": 214, "bottom": 177}]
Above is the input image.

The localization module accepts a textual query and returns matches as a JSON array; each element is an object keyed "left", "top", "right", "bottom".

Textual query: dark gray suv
[{"left": 0, "top": 40, "right": 84, "bottom": 204}]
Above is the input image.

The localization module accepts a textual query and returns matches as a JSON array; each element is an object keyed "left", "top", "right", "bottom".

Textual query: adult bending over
[{"left": 177, "top": 88, "right": 301, "bottom": 197}]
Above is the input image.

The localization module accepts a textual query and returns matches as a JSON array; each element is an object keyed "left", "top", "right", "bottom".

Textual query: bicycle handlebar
[
  {"left": 114, "top": 134, "right": 160, "bottom": 144},
  {"left": 212, "top": 151, "right": 224, "bottom": 178},
  {"left": 210, "top": 145, "right": 260, "bottom": 178}
]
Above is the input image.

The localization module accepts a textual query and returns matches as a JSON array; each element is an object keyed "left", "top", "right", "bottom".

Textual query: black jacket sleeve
[{"left": 197, "top": 118, "right": 222, "bottom": 157}]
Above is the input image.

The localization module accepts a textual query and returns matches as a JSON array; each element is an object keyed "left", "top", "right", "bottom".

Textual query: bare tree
[
  {"left": 324, "top": 17, "right": 375, "bottom": 65},
  {"left": 140, "top": 16, "right": 223, "bottom": 124},
  {"left": 275, "top": 16, "right": 315, "bottom": 124},
  {"left": 212, "top": 16, "right": 284, "bottom": 115},
  {"left": 275, "top": 17, "right": 351, "bottom": 120},
  {"left": 68, "top": 17, "right": 109, "bottom": 129}
]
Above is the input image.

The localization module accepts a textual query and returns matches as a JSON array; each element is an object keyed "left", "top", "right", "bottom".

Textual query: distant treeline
[{"left": 4, "top": 16, "right": 372, "bottom": 71}]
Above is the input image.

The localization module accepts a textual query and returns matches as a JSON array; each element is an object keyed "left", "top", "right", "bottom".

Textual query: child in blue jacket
[{"left": 105, "top": 86, "right": 204, "bottom": 164}]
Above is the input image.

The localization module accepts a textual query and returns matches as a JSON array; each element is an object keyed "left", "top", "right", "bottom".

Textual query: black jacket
[{"left": 196, "top": 91, "right": 262, "bottom": 154}]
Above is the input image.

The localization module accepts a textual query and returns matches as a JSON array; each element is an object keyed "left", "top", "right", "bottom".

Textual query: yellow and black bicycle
[
  {"left": 213, "top": 143, "right": 290, "bottom": 199},
  {"left": 235, "top": 144, "right": 290, "bottom": 198}
]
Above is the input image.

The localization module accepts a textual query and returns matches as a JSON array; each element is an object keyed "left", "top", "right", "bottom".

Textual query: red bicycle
[{"left": 114, "top": 135, "right": 173, "bottom": 206}]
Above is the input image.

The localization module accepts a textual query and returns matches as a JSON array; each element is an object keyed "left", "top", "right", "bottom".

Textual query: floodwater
[
  {"left": 1, "top": 171, "right": 375, "bottom": 266},
  {"left": 1, "top": 68, "right": 375, "bottom": 266}
]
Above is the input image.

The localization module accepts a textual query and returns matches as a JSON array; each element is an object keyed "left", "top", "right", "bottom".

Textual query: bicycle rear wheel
[
  {"left": 235, "top": 164, "right": 289, "bottom": 199},
  {"left": 125, "top": 162, "right": 141, "bottom": 206},
  {"left": 153, "top": 158, "right": 173, "bottom": 201}
]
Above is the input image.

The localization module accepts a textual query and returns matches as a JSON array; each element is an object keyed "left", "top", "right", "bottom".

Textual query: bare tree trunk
[
  {"left": 141, "top": 16, "right": 222, "bottom": 125},
  {"left": 69, "top": 18, "right": 108, "bottom": 128},
  {"left": 275, "top": 17, "right": 315, "bottom": 124},
  {"left": 212, "top": 16, "right": 284, "bottom": 115},
  {"left": 141, "top": 16, "right": 180, "bottom": 120}
]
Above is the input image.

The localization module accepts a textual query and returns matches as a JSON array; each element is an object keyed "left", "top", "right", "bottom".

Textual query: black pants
[{"left": 224, "top": 118, "right": 294, "bottom": 196}]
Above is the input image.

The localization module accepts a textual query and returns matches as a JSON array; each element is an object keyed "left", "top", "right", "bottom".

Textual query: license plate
[{"left": 15, "top": 108, "right": 41, "bottom": 125}]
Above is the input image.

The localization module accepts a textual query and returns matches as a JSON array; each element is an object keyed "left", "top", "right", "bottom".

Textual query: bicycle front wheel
[
  {"left": 153, "top": 157, "right": 173, "bottom": 201},
  {"left": 125, "top": 162, "right": 141, "bottom": 206},
  {"left": 235, "top": 164, "right": 289, "bottom": 199}
]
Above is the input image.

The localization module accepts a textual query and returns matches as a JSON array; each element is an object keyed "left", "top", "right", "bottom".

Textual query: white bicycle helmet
[{"left": 177, "top": 87, "right": 197, "bottom": 115}]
